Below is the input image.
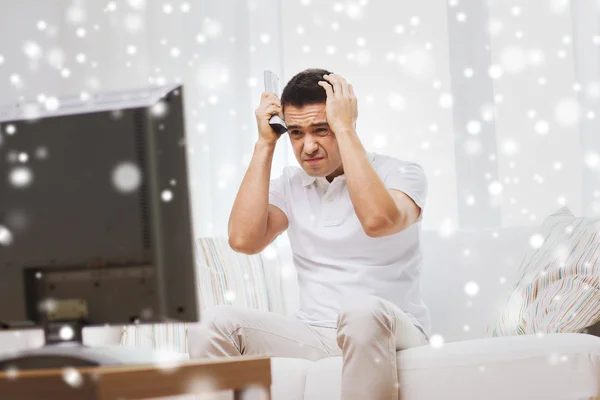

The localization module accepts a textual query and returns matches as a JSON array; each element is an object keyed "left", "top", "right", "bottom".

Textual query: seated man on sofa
[{"left": 191, "top": 68, "right": 430, "bottom": 400}]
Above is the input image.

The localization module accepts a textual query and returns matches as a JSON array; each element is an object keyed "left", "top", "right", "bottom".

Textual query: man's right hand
[{"left": 255, "top": 92, "right": 284, "bottom": 145}]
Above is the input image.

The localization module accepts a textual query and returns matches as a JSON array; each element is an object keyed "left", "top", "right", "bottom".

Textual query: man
[{"left": 190, "top": 68, "right": 430, "bottom": 400}]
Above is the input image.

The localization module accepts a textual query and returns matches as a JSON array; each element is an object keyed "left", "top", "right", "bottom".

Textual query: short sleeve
[
  {"left": 383, "top": 161, "right": 428, "bottom": 223},
  {"left": 269, "top": 170, "right": 290, "bottom": 219}
]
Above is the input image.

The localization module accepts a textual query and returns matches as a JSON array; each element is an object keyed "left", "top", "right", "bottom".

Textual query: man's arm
[
  {"left": 335, "top": 130, "right": 419, "bottom": 237},
  {"left": 228, "top": 93, "right": 289, "bottom": 254},
  {"left": 228, "top": 140, "right": 289, "bottom": 254},
  {"left": 318, "top": 74, "right": 420, "bottom": 237}
]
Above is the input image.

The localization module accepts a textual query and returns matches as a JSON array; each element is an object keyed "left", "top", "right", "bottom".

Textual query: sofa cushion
[
  {"left": 271, "top": 358, "right": 313, "bottom": 400},
  {"left": 490, "top": 207, "right": 600, "bottom": 336},
  {"left": 300, "top": 333, "right": 600, "bottom": 400}
]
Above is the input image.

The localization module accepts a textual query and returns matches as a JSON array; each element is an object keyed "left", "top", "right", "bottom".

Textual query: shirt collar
[{"left": 301, "top": 151, "right": 375, "bottom": 187}]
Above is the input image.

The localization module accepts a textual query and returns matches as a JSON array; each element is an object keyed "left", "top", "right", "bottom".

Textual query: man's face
[{"left": 284, "top": 103, "right": 344, "bottom": 181}]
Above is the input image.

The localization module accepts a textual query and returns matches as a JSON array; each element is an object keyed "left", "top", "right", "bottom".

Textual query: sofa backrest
[
  {"left": 121, "top": 226, "right": 538, "bottom": 352},
  {"left": 420, "top": 226, "right": 537, "bottom": 342},
  {"left": 275, "top": 226, "right": 538, "bottom": 342},
  {"left": 121, "top": 237, "right": 286, "bottom": 353}
]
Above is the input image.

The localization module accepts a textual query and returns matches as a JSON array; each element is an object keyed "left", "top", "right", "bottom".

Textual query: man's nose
[{"left": 304, "top": 135, "right": 319, "bottom": 154}]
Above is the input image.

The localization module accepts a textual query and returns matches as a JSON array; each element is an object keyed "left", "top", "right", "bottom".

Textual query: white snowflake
[
  {"left": 66, "top": 5, "right": 86, "bottom": 24},
  {"left": 387, "top": 93, "right": 406, "bottom": 111},
  {"left": 112, "top": 162, "right": 141, "bottom": 193},
  {"left": 125, "top": 14, "right": 143, "bottom": 33},
  {"left": 263, "top": 246, "right": 277, "bottom": 260},
  {"left": 10, "top": 74, "right": 23, "bottom": 88},
  {"left": 488, "top": 181, "right": 503, "bottom": 196},
  {"left": 224, "top": 290, "right": 236, "bottom": 303},
  {"left": 373, "top": 134, "right": 388, "bottom": 149},
  {"left": 466, "top": 120, "right": 481, "bottom": 135},
  {"left": 203, "top": 18, "right": 222, "bottom": 38},
  {"left": 438, "top": 218, "right": 456, "bottom": 238},
  {"left": 584, "top": 151, "right": 600, "bottom": 170},
  {"left": 554, "top": 98, "right": 581, "bottom": 126},
  {"left": 488, "top": 19, "right": 503, "bottom": 37},
  {"left": 464, "top": 281, "right": 479, "bottom": 297},
  {"left": 9, "top": 167, "right": 33, "bottom": 188},
  {"left": 127, "top": 0, "right": 146, "bottom": 10},
  {"left": 549, "top": 0, "right": 569, "bottom": 14},
  {"left": 502, "top": 139, "right": 519, "bottom": 157},
  {"left": 527, "top": 49, "right": 545, "bottom": 66},
  {"left": 62, "top": 368, "right": 83, "bottom": 388},
  {"left": 464, "top": 139, "right": 482, "bottom": 155},
  {"left": 0, "top": 225, "right": 13, "bottom": 246},
  {"left": 23, "top": 41, "right": 43, "bottom": 60},
  {"left": 59, "top": 326, "right": 75, "bottom": 341},
  {"left": 439, "top": 93, "right": 453, "bottom": 109},
  {"left": 409, "top": 16, "right": 420, "bottom": 27},
  {"left": 346, "top": 3, "right": 364, "bottom": 20},
  {"left": 161, "top": 190, "right": 173, "bottom": 202},
  {"left": 534, "top": 120, "right": 549, "bottom": 135},
  {"left": 45, "top": 97, "right": 60, "bottom": 111},
  {"left": 529, "top": 233, "right": 545, "bottom": 249},
  {"left": 500, "top": 46, "right": 526, "bottom": 73},
  {"left": 429, "top": 334, "right": 444, "bottom": 348}
]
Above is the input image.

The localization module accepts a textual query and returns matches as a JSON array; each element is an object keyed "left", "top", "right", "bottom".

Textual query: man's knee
[
  {"left": 200, "top": 305, "right": 244, "bottom": 334},
  {"left": 336, "top": 296, "right": 392, "bottom": 345},
  {"left": 187, "top": 306, "right": 245, "bottom": 358}
]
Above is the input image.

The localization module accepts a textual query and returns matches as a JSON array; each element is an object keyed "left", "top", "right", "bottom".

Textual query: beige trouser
[{"left": 187, "top": 295, "right": 428, "bottom": 400}]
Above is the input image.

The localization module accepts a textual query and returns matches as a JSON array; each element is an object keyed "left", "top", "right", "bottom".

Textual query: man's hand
[
  {"left": 255, "top": 92, "right": 284, "bottom": 145},
  {"left": 317, "top": 74, "right": 358, "bottom": 135}
]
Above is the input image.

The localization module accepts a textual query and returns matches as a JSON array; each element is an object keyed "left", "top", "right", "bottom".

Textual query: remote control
[{"left": 264, "top": 70, "right": 288, "bottom": 135}]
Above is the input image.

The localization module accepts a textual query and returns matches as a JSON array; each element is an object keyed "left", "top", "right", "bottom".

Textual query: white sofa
[
  {"left": 255, "top": 226, "right": 600, "bottom": 399},
  {"left": 186, "top": 226, "right": 600, "bottom": 399},
  {"left": 1, "top": 226, "right": 599, "bottom": 399}
]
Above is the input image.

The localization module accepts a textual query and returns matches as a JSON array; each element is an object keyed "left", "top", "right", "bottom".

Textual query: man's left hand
[{"left": 318, "top": 74, "right": 358, "bottom": 135}]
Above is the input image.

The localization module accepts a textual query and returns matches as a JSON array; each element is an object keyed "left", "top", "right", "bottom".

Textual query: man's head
[{"left": 281, "top": 68, "right": 343, "bottom": 181}]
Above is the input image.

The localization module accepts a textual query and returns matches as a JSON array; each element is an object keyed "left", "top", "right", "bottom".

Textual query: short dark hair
[{"left": 281, "top": 68, "right": 333, "bottom": 109}]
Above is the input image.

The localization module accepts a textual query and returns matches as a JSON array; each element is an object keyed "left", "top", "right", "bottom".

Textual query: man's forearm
[
  {"left": 335, "top": 129, "right": 401, "bottom": 234},
  {"left": 228, "top": 140, "right": 276, "bottom": 249}
]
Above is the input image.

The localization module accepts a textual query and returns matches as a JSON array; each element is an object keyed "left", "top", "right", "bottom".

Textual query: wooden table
[{"left": 0, "top": 356, "right": 271, "bottom": 399}]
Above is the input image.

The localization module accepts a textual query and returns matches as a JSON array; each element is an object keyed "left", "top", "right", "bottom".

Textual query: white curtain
[{"left": 1, "top": 0, "right": 599, "bottom": 238}]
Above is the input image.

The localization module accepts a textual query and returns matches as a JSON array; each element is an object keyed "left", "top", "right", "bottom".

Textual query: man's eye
[{"left": 290, "top": 131, "right": 301, "bottom": 135}]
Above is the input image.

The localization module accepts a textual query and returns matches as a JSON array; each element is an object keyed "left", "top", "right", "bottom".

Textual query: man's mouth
[{"left": 305, "top": 157, "right": 323, "bottom": 163}]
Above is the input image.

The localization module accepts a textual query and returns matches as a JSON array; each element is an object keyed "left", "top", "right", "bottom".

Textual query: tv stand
[{"left": 0, "top": 321, "right": 185, "bottom": 370}]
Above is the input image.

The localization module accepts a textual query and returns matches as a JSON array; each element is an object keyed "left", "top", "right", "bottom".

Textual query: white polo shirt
[{"left": 269, "top": 151, "right": 431, "bottom": 335}]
